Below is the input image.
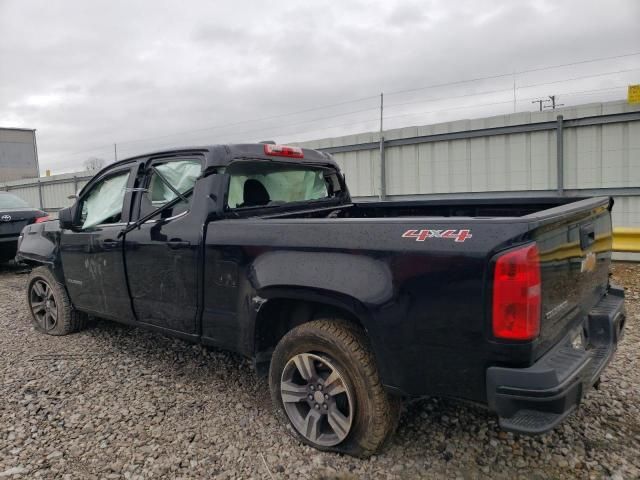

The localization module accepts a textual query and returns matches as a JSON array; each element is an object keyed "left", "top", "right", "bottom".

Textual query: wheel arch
[
  {"left": 252, "top": 287, "right": 372, "bottom": 375},
  {"left": 17, "top": 221, "right": 66, "bottom": 284},
  {"left": 21, "top": 258, "right": 66, "bottom": 285}
]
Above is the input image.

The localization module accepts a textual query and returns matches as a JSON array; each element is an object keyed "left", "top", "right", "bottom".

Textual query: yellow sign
[{"left": 629, "top": 84, "right": 640, "bottom": 104}]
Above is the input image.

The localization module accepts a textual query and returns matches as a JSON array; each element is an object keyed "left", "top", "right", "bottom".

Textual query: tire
[
  {"left": 26, "top": 266, "right": 87, "bottom": 336},
  {"left": 269, "top": 318, "right": 402, "bottom": 458}
]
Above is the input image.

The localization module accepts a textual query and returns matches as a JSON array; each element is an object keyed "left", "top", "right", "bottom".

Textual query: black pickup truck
[{"left": 17, "top": 143, "right": 625, "bottom": 457}]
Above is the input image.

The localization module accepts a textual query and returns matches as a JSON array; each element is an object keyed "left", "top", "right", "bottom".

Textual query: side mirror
[{"left": 58, "top": 207, "right": 74, "bottom": 230}]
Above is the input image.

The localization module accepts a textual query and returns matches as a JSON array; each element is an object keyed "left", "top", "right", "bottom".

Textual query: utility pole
[
  {"left": 545, "top": 95, "right": 564, "bottom": 110},
  {"left": 532, "top": 98, "right": 547, "bottom": 112},
  {"left": 379, "top": 92, "right": 386, "bottom": 200},
  {"left": 114, "top": 143, "right": 118, "bottom": 162},
  {"left": 512, "top": 72, "right": 517, "bottom": 113}
]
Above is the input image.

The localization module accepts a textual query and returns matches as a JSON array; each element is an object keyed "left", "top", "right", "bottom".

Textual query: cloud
[{"left": 0, "top": 0, "right": 638, "bottom": 173}]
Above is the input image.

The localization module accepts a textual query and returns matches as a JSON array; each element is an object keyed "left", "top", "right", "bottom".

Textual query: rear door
[
  {"left": 60, "top": 163, "right": 137, "bottom": 321},
  {"left": 124, "top": 156, "right": 202, "bottom": 334},
  {"left": 530, "top": 198, "right": 613, "bottom": 355}
]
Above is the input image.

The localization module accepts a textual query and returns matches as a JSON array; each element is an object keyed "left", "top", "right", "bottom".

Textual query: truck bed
[
  {"left": 261, "top": 196, "right": 592, "bottom": 220},
  {"left": 206, "top": 196, "right": 613, "bottom": 402},
  {"left": 348, "top": 197, "right": 585, "bottom": 218}
]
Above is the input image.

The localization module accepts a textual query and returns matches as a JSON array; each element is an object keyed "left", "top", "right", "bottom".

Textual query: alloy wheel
[
  {"left": 280, "top": 352, "right": 354, "bottom": 447},
  {"left": 29, "top": 279, "right": 58, "bottom": 332}
]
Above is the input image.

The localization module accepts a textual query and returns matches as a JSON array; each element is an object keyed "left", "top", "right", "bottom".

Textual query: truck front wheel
[
  {"left": 269, "top": 318, "right": 401, "bottom": 457},
  {"left": 27, "top": 267, "right": 87, "bottom": 336}
]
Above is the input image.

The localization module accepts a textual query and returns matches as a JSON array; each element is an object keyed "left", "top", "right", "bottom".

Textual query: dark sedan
[{"left": 0, "top": 192, "right": 48, "bottom": 263}]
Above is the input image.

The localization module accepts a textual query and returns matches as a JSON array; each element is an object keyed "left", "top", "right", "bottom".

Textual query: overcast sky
[{"left": 1, "top": 0, "right": 639, "bottom": 174}]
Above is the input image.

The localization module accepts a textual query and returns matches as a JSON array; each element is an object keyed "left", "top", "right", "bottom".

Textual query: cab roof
[{"left": 103, "top": 143, "right": 338, "bottom": 172}]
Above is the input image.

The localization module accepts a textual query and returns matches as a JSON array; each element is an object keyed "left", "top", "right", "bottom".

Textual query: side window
[
  {"left": 140, "top": 159, "right": 201, "bottom": 218},
  {"left": 79, "top": 171, "right": 130, "bottom": 230}
]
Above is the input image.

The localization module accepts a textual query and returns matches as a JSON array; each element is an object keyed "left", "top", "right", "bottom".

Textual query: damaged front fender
[{"left": 17, "top": 220, "right": 62, "bottom": 265}]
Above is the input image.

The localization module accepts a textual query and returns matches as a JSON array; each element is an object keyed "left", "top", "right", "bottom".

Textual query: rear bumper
[{"left": 486, "top": 285, "right": 625, "bottom": 434}]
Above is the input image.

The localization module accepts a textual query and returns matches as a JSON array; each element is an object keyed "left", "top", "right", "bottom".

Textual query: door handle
[
  {"left": 102, "top": 239, "right": 121, "bottom": 250},
  {"left": 166, "top": 240, "right": 190, "bottom": 249}
]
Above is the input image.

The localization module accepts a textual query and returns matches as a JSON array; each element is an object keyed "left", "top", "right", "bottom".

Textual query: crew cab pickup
[{"left": 17, "top": 143, "right": 625, "bottom": 457}]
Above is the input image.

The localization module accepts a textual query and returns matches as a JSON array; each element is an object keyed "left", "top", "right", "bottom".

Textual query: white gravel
[{"left": 0, "top": 262, "right": 639, "bottom": 479}]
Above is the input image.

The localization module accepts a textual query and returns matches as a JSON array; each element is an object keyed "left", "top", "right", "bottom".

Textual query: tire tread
[
  {"left": 27, "top": 266, "right": 86, "bottom": 335},
  {"left": 271, "top": 317, "right": 401, "bottom": 457}
]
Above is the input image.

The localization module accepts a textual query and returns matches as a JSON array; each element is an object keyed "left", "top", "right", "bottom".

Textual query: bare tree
[{"left": 84, "top": 157, "right": 105, "bottom": 171}]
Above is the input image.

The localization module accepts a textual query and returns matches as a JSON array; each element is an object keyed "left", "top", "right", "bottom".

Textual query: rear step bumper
[{"left": 486, "top": 285, "right": 625, "bottom": 435}]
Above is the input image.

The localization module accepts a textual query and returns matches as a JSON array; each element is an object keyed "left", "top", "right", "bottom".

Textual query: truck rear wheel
[
  {"left": 269, "top": 318, "right": 401, "bottom": 457},
  {"left": 27, "top": 267, "right": 87, "bottom": 336}
]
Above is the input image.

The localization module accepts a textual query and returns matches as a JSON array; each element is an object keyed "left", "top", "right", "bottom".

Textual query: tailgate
[{"left": 528, "top": 197, "right": 613, "bottom": 358}]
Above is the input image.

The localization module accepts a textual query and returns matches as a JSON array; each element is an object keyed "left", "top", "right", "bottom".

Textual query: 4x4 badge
[{"left": 402, "top": 229, "right": 472, "bottom": 243}]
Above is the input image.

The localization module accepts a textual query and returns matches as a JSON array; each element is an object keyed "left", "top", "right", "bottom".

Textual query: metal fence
[
  {"left": 297, "top": 100, "right": 640, "bottom": 260},
  {"left": 0, "top": 171, "right": 93, "bottom": 216},
  {"left": 1, "top": 101, "right": 638, "bottom": 257},
  {"left": 298, "top": 101, "right": 640, "bottom": 199}
]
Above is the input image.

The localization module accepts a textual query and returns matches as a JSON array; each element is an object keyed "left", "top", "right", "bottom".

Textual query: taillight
[
  {"left": 34, "top": 216, "right": 50, "bottom": 223},
  {"left": 492, "top": 243, "right": 541, "bottom": 341},
  {"left": 263, "top": 144, "right": 304, "bottom": 158}
]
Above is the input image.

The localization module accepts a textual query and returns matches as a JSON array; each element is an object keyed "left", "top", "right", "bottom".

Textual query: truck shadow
[
  {"left": 0, "top": 261, "right": 31, "bottom": 274},
  {"left": 19, "top": 310, "right": 632, "bottom": 478},
  {"left": 78, "top": 317, "right": 537, "bottom": 465},
  {"left": 10, "top": 265, "right": 638, "bottom": 478}
]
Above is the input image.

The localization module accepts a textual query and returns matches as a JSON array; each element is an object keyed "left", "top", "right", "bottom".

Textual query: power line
[
  {"left": 178, "top": 85, "right": 628, "bottom": 146},
  {"left": 118, "top": 58, "right": 639, "bottom": 149},
  {"left": 115, "top": 116, "right": 383, "bottom": 158},
  {"left": 112, "top": 65, "right": 640, "bottom": 150},
  {"left": 56, "top": 94, "right": 380, "bottom": 157},
  {"left": 158, "top": 81, "right": 637, "bottom": 145},
  {"left": 518, "top": 67, "right": 639, "bottom": 89},
  {"left": 379, "top": 87, "right": 626, "bottom": 125},
  {"left": 53, "top": 51, "right": 640, "bottom": 160},
  {"left": 114, "top": 68, "right": 640, "bottom": 154},
  {"left": 384, "top": 68, "right": 640, "bottom": 111},
  {"left": 113, "top": 107, "right": 381, "bottom": 156},
  {"left": 113, "top": 94, "right": 379, "bottom": 147},
  {"left": 58, "top": 84, "right": 628, "bottom": 168},
  {"left": 115, "top": 85, "right": 628, "bottom": 157},
  {"left": 384, "top": 51, "right": 640, "bottom": 97}
]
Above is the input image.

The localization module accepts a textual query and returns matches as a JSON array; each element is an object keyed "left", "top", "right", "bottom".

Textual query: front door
[
  {"left": 60, "top": 164, "right": 136, "bottom": 322},
  {"left": 124, "top": 157, "right": 202, "bottom": 334}
]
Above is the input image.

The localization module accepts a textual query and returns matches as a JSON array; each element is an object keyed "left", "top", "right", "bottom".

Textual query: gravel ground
[{"left": 0, "top": 263, "right": 639, "bottom": 480}]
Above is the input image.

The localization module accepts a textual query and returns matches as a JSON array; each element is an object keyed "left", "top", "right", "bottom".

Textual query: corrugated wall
[
  {"left": 297, "top": 100, "right": 640, "bottom": 260},
  {"left": 299, "top": 100, "right": 640, "bottom": 198},
  {"left": 0, "top": 172, "right": 92, "bottom": 215},
  {"left": 0, "top": 101, "right": 637, "bottom": 256}
]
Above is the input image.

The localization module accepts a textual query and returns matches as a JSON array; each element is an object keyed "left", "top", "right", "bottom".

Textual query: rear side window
[
  {"left": 79, "top": 171, "right": 130, "bottom": 229},
  {"left": 140, "top": 159, "right": 201, "bottom": 217},
  {"left": 0, "top": 193, "right": 30, "bottom": 209},
  {"left": 226, "top": 161, "right": 335, "bottom": 209}
]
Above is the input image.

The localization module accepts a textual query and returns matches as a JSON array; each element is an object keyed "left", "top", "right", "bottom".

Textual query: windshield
[
  {"left": 0, "top": 193, "right": 30, "bottom": 209},
  {"left": 226, "top": 161, "right": 339, "bottom": 209}
]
